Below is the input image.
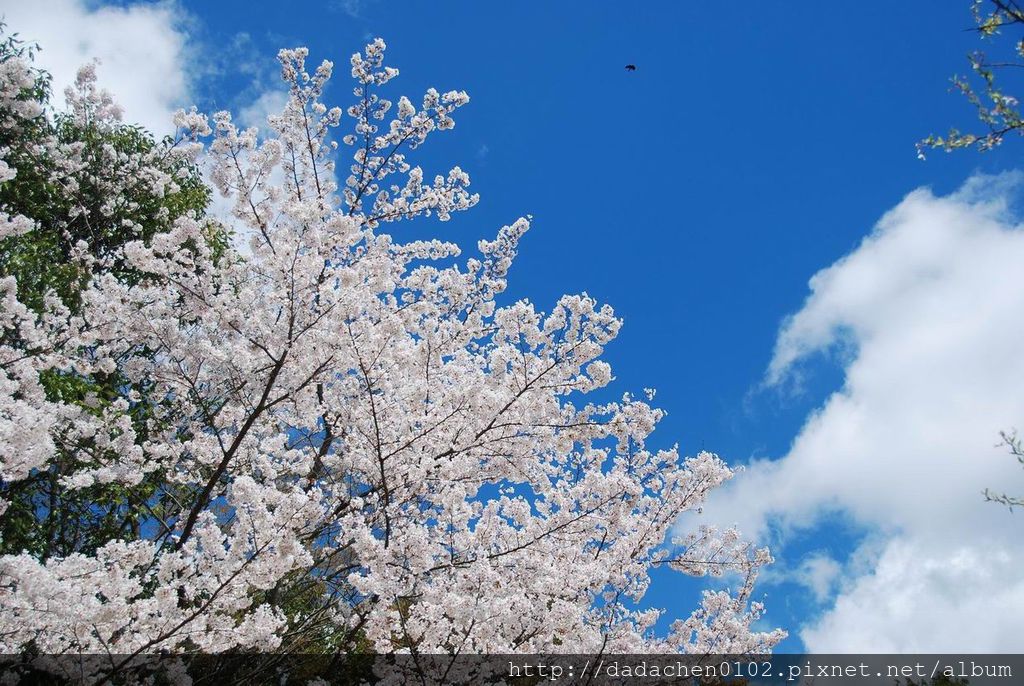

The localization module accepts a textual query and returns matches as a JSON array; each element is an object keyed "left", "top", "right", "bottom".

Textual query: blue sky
[
  {"left": 159, "top": 0, "right": 1013, "bottom": 464},
  {"left": 6, "top": 0, "right": 1024, "bottom": 651}
]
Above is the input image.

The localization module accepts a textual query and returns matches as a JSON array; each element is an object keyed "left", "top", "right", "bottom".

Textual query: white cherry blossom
[{"left": 0, "top": 38, "right": 784, "bottom": 667}]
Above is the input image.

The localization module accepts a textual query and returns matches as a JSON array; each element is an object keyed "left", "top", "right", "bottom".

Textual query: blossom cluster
[{"left": 0, "top": 37, "right": 783, "bottom": 671}]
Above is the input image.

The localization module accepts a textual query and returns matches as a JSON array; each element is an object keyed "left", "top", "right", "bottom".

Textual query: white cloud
[
  {"left": 802, "top": 536, "right": 1024, "bottom": 652},
  {"left": 703, "top": 173, "right": 1024, "bottom": 651},
  {"left": 0, "top": 0, "right": 191, "bottom": 135},
  {"left": 330, "top": 0, "right": 377, "bottom": 19},
  {"left": 794, "top": 553, "right": 842, "bottom": 604},
  {"left": 237, "top": 88, "right": 287, "bottom": 132}
]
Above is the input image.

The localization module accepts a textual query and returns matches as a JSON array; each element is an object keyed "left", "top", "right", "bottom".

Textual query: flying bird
[{"left": 624, "top": 64, "right": 637, "bottom": 71}]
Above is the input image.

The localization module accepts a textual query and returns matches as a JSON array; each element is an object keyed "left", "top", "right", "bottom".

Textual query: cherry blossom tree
[
  {"left": 919, "top": 0, "right": 1024, "bottom": 157},
  {"left": 0, "top": 29, "right": 212, "bottom": 563},
  {"left": 0, "top": 34, "right": 783, "bottom": 677}
]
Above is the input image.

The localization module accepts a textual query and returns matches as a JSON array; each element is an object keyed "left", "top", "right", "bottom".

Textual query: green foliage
[
  {"left": 0, "top": 24, "right": 211, "bottom": 559},
  {"left": 0, "top": 41, "right": 211, "bottom": 313},
  {"left": 0, "top": 26, "right": 349, "bottom": 659}
]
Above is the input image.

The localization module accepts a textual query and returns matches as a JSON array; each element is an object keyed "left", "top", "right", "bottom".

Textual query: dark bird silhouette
[{"left": 624, "top": 64, "right": 637, "bottom": 71}]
